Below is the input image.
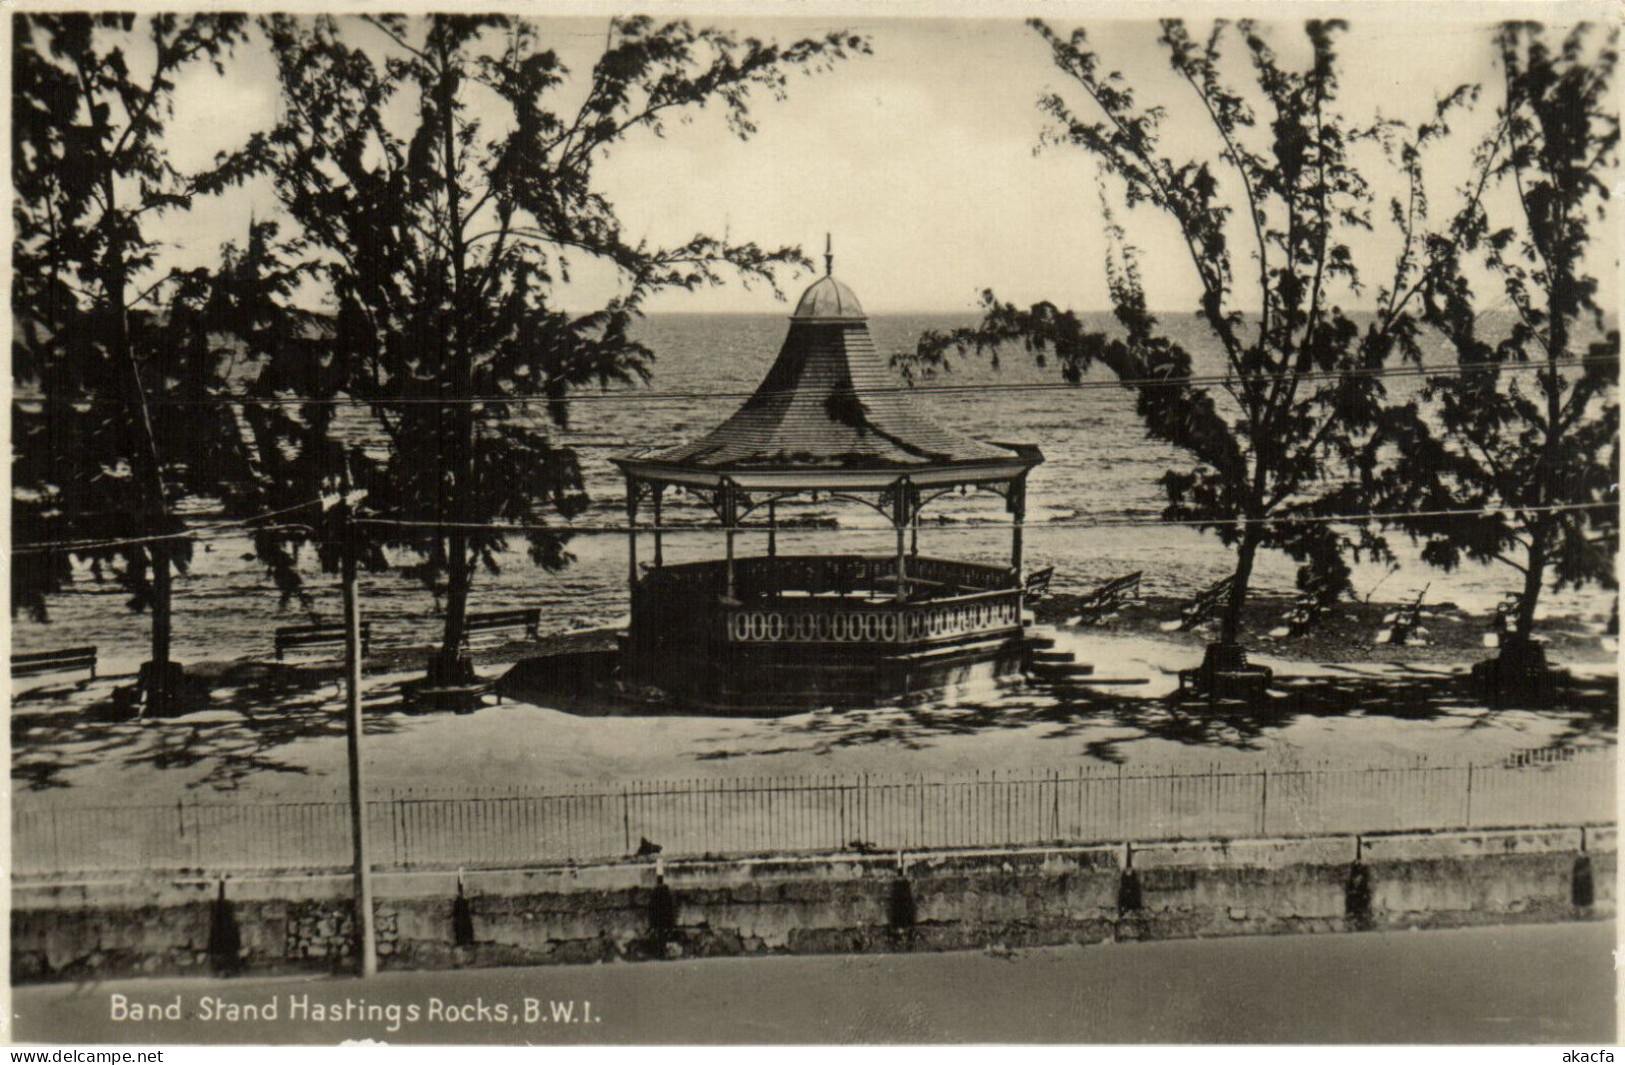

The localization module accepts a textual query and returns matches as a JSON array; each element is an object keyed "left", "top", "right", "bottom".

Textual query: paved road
[{"left": 10, "top": 921, "right": 1616, "bottom": 1045}]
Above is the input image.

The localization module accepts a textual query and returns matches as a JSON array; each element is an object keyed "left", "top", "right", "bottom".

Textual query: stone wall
[{"left": 12, "top": 825, "right": 1613, "bottom": 984}]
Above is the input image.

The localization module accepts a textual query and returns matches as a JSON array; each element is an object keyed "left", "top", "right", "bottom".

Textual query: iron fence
[{"left": 12, "top": 746, "right": 1613, "bottom": 878}]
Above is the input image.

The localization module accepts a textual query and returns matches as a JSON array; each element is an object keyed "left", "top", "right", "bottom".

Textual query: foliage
[
  {"left": 11, "top": 11, "right": 248, "bottom": 663},
  {"left": 898, "top": 18, "right": 1471, "bottom": 644},
  {"left": 1374, "top": 21, "right": 1619, "bottom": 635},
  {"left": 224, "top": 15, "right": 866, "bottom": 661}
]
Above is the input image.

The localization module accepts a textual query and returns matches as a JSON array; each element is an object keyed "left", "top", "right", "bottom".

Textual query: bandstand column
[
  {"left": 1009, "top": 474, "right": 1027, "bottom": 575},
  {"left": 722, "top": 478, "right": 738, "bottom": 602},
  {"left": 624, "top": 478, "right": 639, "bottom": 592},
  {"left": 652, "top": 485, "right": 664, "bottom": 569},
  {"left": 768, "top": 499, "right": 778, "bottom": 558},
  {"left": 892, "top": 478, "right": 911, "bottom": 603}
]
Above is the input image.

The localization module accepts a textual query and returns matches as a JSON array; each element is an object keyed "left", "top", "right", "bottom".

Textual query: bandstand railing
[
  {"left": 721, "top": 587, "right": 1022, "bottom": 646},
  {"left": 639, "top": 555, "right": 1017, "bottom": 599},
  {"left": 633, "top": 555, "right": 1024, "bottom": 649}
]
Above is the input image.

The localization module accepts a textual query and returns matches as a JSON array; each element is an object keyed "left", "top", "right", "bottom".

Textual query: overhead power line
[
  {"left": 14, "top": 499, "right": 1615, "bottom": 557},
  {"left": 9, "top": 497, "right": 327, "bottom": 555},
  {"left": 355, "top": 500, "right": 1614, "bottom": 536},
  {"left": 12, "top": 354, "right": 1619, "bottom": 409}
]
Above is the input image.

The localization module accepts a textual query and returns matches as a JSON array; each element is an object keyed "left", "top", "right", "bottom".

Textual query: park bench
[
  {"left": 1269, "top": 577, "right": 1341, "bottom": 639},
  {"left": 1471, "top": 631, "right": 1567, "bottom": 705},
  {"left": 1472, "top": 593, "right": 1570, "bottom": 705},
  {"left": 275, "top": 621, "right": 372, "bottom": 661},
  {"left": 1484, "top": 592, "right": 1526, "bottom": 648},
  {"left": 11, "top": 646, "right": 97, "bottom": 681},
  {"left": 415, "top": 653, "right": 500, "bottom": 714},
  {"left": 1023, "top": 567, "right": 1055, "bottom": 599},
  {"left": 1073, "top": 570, "right": 1141, "bottom": 625},
  {"left": 1375, "top": 585, "right": 1429, "bottom": 646},
  {"left": 1177, "top": 642, "right": 1273, "bottom": 703},
  {"left": 898, "top": 577, "right": 952, "bottom": 603},
  {"left": 1162, "top": 575, "right": 1235, "bottom": 633},
  {"left": 460, "top": 607, "right": 542, "bottom": 646}
]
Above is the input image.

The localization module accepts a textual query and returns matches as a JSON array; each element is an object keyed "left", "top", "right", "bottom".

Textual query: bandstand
[{"left": 612, "top": 248, "right": 1044, "bottom": 710}]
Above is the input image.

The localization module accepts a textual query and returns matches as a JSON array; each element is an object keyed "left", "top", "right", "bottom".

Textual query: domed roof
[
  {"left": 792, "top": 275, "right": 864, "bottom": 320},
  {"left": 613, "top": 242, "right": 1043, "bottom": 485}
]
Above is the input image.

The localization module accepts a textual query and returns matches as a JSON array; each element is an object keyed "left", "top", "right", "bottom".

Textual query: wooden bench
[
  {"left": 1163, "top": 575, "right": 1235, "bottom": 632},
  {"left": 461, "top": 608, "right": 542, "bottom": 645},
  {"left": 416, "top": 680, "right": 499, "bottom": 714},
  {"left": 1023, "top": 567, "right": 1055, "bottom": 599},
  {"left": 1177, "top": 643, "right": 1273, "bottom": 702},
  {"left": 275, "top": 622, "right": 371, "bottom": 661},
  {"left": 872, "top": 575, "right": 949, "bottom": 602},
  {"left": 416, "top": 654, "right": 500, "bottom": 713},
  {"left": 1074, "top": 571, "right": 1141, "bottom": 625},
  {"left": 11, "top": 646, "right": 97, "bottom": 680},
  {"left": 1270, "top": 577, "right": 1341, "bottom": 639},
  {"left": 1376, "top": 585, "right": 1429, "bottom": 646},
  {"left": 1485, "top": 592, "right": 1525, "bottom": 647}
]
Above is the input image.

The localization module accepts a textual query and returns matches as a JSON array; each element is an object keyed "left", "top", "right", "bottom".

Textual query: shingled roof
[{"left": 617, "top": 263, "right": 1041, "bottom": 489}]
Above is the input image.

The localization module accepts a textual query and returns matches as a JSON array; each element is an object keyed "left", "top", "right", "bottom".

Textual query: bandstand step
[
  {"left": 1031, "top": 649, "right": 1075, "bottom": 663},
  {"left": 886, "top": 637, "right": 1021, "bottom": 666},
  {"left": 1031, "top": 669, "right": 1150, "bottom": 687},
  {"left": 1031, "top": 661, "right": 1095, "bottom": 676},
  {"left": 1026, "top": 635, "right": 1058, "bottom": 650}
]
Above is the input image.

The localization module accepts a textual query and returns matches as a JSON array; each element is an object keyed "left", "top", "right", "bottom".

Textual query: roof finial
[{"left": 824, "top": 232, "right": 833, "bottom": 277}]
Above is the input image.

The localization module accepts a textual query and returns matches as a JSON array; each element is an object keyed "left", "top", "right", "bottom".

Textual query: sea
[{"left": 10, "top": 310, "right": 1615, "bottom": 667}]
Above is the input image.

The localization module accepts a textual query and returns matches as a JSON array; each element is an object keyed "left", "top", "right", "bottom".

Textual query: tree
[
  {"left": 241, "top": 15, "right": 866, "bottom": 682},
  {"left": 901, "top": 18, "right": 1470, "bottom": 656},
  {"left": 11, "top": 14, "right": 249, "bottom": 711},
  {"left": 1375, "top": 21, "right": 1618, "bottom": 662},
  {"left": 174, "top": 217, "right": 348, "bottom": 606}
]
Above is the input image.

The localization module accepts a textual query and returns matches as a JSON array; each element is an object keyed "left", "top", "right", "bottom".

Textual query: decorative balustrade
[
  {"left": 907, "top": 555, "right": 1018, "bottom": 591},
  {"left": 634, "top": 555, "right": 1023, "bottom": 650},
  {"left": 637, "top": 559, "right": 727, "bottom": 597},
  {"left": 721, "top": 588, "right": 1022, "bottom": 646},
  {"left": 642, "top": 555, "right": 1016, "bottom": 598}
]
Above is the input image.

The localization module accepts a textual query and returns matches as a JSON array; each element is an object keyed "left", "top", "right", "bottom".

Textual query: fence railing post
[
  {"left": 1259, "top": 768, "right": 1269, "bottom": 836},
  {"left": 917, "top": 773, "right": 926, "bottom": 847},
  {"left": 839, "top": 778, "right": 848, "bottom": 848},
  {"left": 1464, "top": 763, "right": 1474, "bottom": 829},
  {"left": 1116, "top": 764, "right": 1124, "bottom": 838},
  {"left": 13, "top": 748, "right": 1615, "bottom": 878},
  {"left": 1051, "top": 769, "right": 1065, "bottom": 844},
  {"left": 621, "top": 786, "right": 631, "bottom": 856}
]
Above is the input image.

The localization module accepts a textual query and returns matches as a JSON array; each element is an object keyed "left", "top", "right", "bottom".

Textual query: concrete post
[{"left": 341, "top": 491, "right": 377, "bottom": 978}]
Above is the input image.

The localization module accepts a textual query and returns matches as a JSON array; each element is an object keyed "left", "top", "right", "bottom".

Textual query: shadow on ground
[
  {"left": 11, "top": 661, "right": 405, "bottom": 792},
  {"left": 13, "top": 647, "right": 1616, "bottom": 791},
  {"left": 691, "top": 665, "right": 1619, "bottom": 766}
]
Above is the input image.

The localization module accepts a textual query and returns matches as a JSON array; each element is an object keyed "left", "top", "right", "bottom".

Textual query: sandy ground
[
  {"left": 12, "top": 592, "right": 1616, "bottom": 802},
  {"left": 10, "top": 921, "right": 1616, "bottom": 1044}
]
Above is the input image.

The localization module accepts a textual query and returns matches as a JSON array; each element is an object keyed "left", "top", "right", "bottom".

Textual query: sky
[{"left": 119, "top": 5, "right": 1622, "bottom": 316}]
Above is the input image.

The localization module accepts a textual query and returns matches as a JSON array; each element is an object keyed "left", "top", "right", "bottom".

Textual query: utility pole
[{"left": 338, "top": 471, "right": 377, "bottom": 977}]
